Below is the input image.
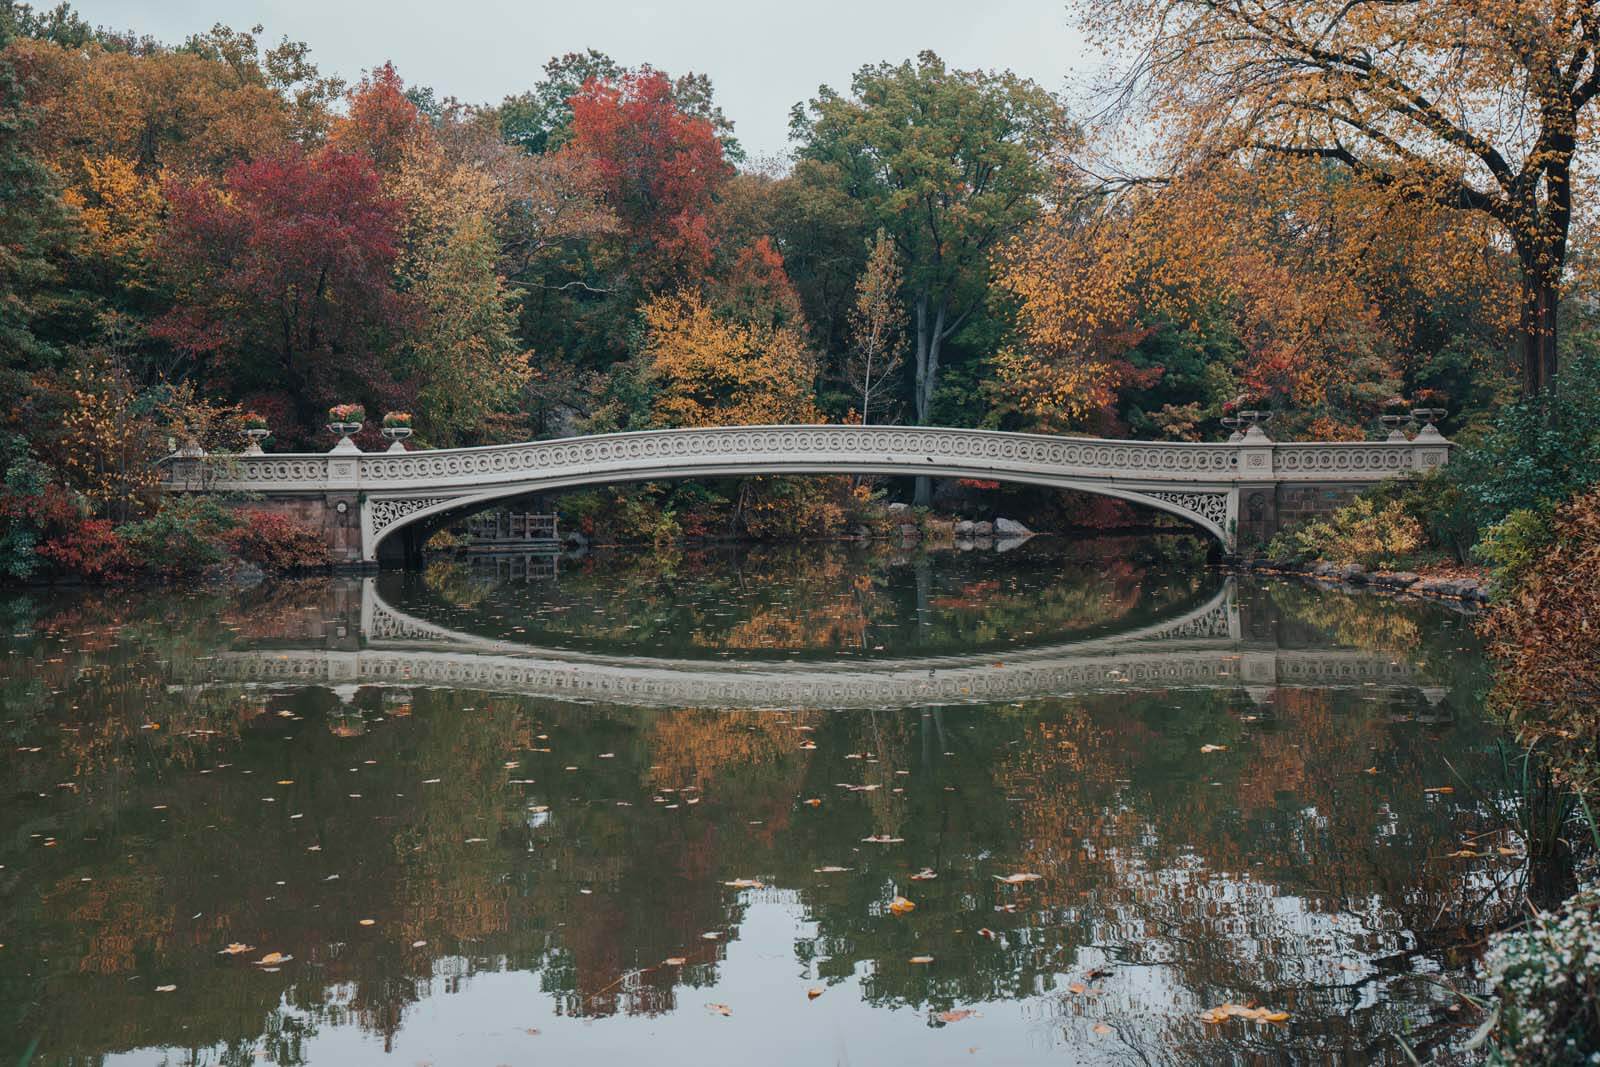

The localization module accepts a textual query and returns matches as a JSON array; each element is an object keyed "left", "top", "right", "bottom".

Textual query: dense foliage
[{"left": 0, "top": 0, "right": 1596, "bottom": 577}]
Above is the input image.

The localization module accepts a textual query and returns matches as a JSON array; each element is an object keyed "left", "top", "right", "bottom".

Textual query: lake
[{"left": 0, "top": 538, "right": 1519, "bottom": 1065}]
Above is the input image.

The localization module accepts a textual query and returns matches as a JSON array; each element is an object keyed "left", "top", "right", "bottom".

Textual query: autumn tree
[
  {"left": 792, "top": 53, "right": 1067, "bottom": 501},
  {"left": 0, "top": 3, "right": 73, "bottom": 373},
  {"left": 1073, "top": 0, "right": 1600, "bottom": 395},
  {"left": 390, "top": 130, "right": 531, "bottom": 445},
  {"left": 841, "top": 230, "right": 906, "bottom": 424},
  {"left": 498, "top": 50, "right": 741, "bottom": 160},
  {"left": 638, "top": 291, "right": 819, "bottom": 428},
  {"left": 567, "top": 68, "right": 732, "bottom": 291},
  {"left": 154, "top": 148, "right": 407, "bottom": 436}
]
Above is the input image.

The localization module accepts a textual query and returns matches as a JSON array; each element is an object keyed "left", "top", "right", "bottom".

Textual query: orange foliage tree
[{"left": 1067, "top": 0, "right": 1600, "bottom": 395}]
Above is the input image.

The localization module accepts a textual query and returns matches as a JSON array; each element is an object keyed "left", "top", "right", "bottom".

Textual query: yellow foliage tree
[
  {"left": 640, "top": 292, "right": 820, "bottom": 428},
  {"left": 390, "top": 135, "right": 531, "bottom": 445}
]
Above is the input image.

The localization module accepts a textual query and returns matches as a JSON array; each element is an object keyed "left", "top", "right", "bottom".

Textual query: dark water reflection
[{"left": 0, "top": 540, "right": 1516, "bottom": 1065}]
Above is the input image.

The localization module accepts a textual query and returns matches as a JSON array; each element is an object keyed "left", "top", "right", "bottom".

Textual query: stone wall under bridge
[{"left": 157, "top": 424, "right": 1451, "bottom": 566}]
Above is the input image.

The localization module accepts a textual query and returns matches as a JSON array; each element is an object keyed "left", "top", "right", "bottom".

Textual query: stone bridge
[
  {"left": 159, "top": 423, "right": 1450, "bottom": 565},
  {"left": 194, "top": 581, "right": 1450, "bottom": 710}
]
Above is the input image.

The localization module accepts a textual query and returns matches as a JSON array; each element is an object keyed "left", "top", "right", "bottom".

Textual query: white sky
[{"left": 69, "top": 0, "right": 1100, "bottom": 159}]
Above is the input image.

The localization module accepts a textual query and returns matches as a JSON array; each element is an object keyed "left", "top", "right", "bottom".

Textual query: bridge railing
[{"left": 158, "top": 423, "right": 1450, "bottom": 494}]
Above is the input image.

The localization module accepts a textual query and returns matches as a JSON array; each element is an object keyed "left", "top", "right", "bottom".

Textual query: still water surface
[{"left": 1, "top": 540, "right": 1517, "bottom": 1065}]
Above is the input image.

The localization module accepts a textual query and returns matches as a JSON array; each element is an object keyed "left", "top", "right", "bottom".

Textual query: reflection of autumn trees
[
  {"left": 386, "top": 539, "right": 1222, "bottom": 657},
  {"left": 0, "top": 575, "right": 1515, "bottom": 1065}
]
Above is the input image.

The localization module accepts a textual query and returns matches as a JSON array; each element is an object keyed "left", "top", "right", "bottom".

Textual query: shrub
[
  {"left": 1482, "top": 486, "right": 1600, "bottom": 779},
  {"left": 1271, "top": 496, "right": 1424, "bottom": 569},
  {"left": 1483, "top": 883, "right": 1600, "bottom": 1065},
  {"left": 1474, "top": 507, "right": 1556, "bottom": 592},
  {"left": 1439, "top": 345, "right": 1600, "bottom": 554},
  {"left": 120, "top": 495, "right": 238, "bottom": 577},
  {"left": 37, "top": 519, "right": 134, "bottom": 581},
  {"left": 222, "top": 510, "right": 330, "bottom": 573}
]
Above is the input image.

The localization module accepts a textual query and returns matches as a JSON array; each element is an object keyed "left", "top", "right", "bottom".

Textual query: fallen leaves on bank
[{"left": 1199, "top": 1003, "right": 1290, "bottom": 1024}]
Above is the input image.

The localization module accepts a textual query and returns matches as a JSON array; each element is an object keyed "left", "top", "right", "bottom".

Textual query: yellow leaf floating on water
[
  {"left": 1199, "top": 1003, "right": 1291, "bottom": 1024},
  {"left": 218, "top": 943, "right": 254, "bottom": 955},
  {"left": 1200, "top": 744, "right": 1227, "bottom": 753},
  {"left": 814, "top": 865, "right": 852, "bottom": 873},
  {"left": 724, "top": 878, "right": 765, "bottom": 889},
  {"left": 910, "top": 868, "right": 938, "bottom": 881},
  {"left": 888, "top": 895, "right": 916, "bottom": 915},
  {"left": 1424, "top": 786, "right": 1455, "bottom": 794},
  {"left": 909, "top": 955, "right": 934, "bottom": 964},
  {"left": 359, "top": 919, "right": 376, "bottom": 926},
  {"left": 803, "top": 798, "right": 822, "bottom": 807},
  {"left": 938, "top": 1009, "right": 978, "bottom": 1023},
  {"left": 664, "top": 957, "right": 687, "bottom": 966},
  {"left": 862, "top": 835, "right": 904, "bottom": 844},
  {"left": 995, "top": 872, "right": 1042, "bottom": 884},
  {"left": 807, "top": 986, "right": 824, "bottom": 999},
  {"left": 155, "top": 984, "right": 176, "bottom": 992},
  {"left": 1446, "top": 849, "right": 1481, "bottom": 858},
  {"left": 707, "top": 1003, "right": 732, "bottom": 1016},
  {"left": 1093, "top": 1023, "right": 1113, "bottom": 1035},
  {"left": 1068, "top": 982, "right": 1087, "bottom": 994},
  {"left": 255, "top": 952, "right": 292, "bottom": 966}
]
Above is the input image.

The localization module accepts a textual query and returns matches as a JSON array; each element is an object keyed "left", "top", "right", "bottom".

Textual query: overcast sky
[{"left": 68, "top": 0, "right": 1099, "bottom": 160}]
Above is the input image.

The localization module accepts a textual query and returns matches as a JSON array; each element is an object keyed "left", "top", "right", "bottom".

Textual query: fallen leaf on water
[
  {"left": 724, "top": 878, "right": 765, "bottom": 889},
  {"left": 276, "top": 779, "right": 294, "bottom": 785},
  {"left": 938, "top": 1009, "right": 978, "bottom": 1023},
  {"left": 1200, "top": 744, "right": 1227, "bottom": 754},
  {"left": 995, "top": 872, "right": 1042, "bottom": 884},
  {"left": 359, "top": 919, "right": 376, "bottom": 926},
  {"left": 1363, "top": 767, "right": 1378, "bottom": 775},
  {"left": 888, "top": 895, "right": 916, "bottom": 915},
  {"left": 1085, "top": 966, "right": 1113, "bottom": 979},
  {"left": 977, "top": 928, "right": 997, "bottom": 939},
  {"left": 701, "top": 931, "right": 722, "bottom": 940},
  {"left": 1092, "top": 1023, "right": 1113, "bottom": 1035},
  {"left": 1199, "top": 1003, "right": 1291, "bottom": 1024},
  {"left": 707, "top": 1003, "right": 732, "bottom": 1017},
  {"left": 155, "top": 984, "right": 176, "bottom": 992},
  {"left": 256, "top": 952, "right": 292, "bottom": 966},
  {"left": 862, "top": 835, "right": 904, "bottom": 844},
  {"left": 1068, "top": 982, "right": 1087, "bottom": 995},
  {"left": 800, "top": 741, "right": 817, "bottom": 750},
  {"left": 1424, "top": 786, "right": 1455, "bottom": 794},
  {"left": 411, "top": 940, "right": 427, "bottom": 948},
  {"left": 803, "top": 798, "right": 822, "bottom": 807},
  {"left": 910, "top": 868, "right": 937, "bottom": 881},
  {"left": 1446, "top": 849, "right": 1481, "bottom": 858},
  {"left": 807, "top": 986, "right": 824, "bottom": 1000},
  {"left": 1498, "top": 847, "right": 1522, "bottom": 856},
  {"left": 218, "top": 943, "right": 254, "bottom": 955},
  {"left": 814, "top": 865, "right": 852, "bottom": 873},
  {"left": 664, "top": 957, "right": 687, "bottom": 966},
  {"left": 909, "top": 955, "right": 934, "bottom": 964}
]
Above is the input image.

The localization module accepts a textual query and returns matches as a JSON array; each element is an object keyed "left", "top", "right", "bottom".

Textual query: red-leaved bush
[
  {"left": 37, "top": 519, "right": 134, "bottom": 581},
  {"left": 222, "top": 510, "right": 331, "bottom": 573}
]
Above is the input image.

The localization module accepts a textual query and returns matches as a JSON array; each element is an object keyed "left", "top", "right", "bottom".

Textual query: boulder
[
  {"left": 886, "top": 502, "right": 910, "bottom": 513},
  {"left": 972, "top": 521, "right": 994, "bottom": 537},
  {"left": 1371, "top": 571, "right": 1420, "bottom": 589},
  {"left": 994, "top": 517, "right": 1032, "bottom": 538},
  {"left": 954, "top": 519, "right": 976, "bottom": 536}
]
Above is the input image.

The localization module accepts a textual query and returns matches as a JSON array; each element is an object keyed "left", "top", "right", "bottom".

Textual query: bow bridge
[{"left": 160, "top": 423, "right": 1450, "bottom": 565}]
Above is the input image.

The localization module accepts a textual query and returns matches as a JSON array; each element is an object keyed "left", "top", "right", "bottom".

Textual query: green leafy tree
[{"left": 791, "top": 52, "right": 1067, "bottom": 501}]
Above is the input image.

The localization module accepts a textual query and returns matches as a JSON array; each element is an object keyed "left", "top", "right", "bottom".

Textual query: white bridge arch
[{"left": 160, "top": 423, "right": 1451, "bottom": 563}]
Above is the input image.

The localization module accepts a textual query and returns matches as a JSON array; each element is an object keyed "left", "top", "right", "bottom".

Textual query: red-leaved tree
[
  {"left": 566, "top": 69, "right": 731, "bottom": 289},
  {"left": 155, "top": 148, "right": 409, "bottom": 439}
]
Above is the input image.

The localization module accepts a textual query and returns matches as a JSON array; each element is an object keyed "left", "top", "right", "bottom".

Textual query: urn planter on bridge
[
  {"left": 327, "top": 404, "right": 366, "bottom": 455},
  {"left": 380, "top": 412, "right": 414, "bottom": 452}
]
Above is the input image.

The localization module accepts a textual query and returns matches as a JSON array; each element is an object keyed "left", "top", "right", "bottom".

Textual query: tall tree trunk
[
  {"left": 1518, "top": 252, "right": 1561, "bottom": 398},
  {"left": 912, "top": 294, "right": 945, "bottom": 507}
]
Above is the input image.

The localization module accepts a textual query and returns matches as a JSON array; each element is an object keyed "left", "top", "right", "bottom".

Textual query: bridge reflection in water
[{"left": 201, "top": 578, "right": 1450, "bottom": 711}]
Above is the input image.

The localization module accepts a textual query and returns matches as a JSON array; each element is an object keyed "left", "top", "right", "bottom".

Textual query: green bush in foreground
[{"left": 1485, "top": 884, "right": 1600, "bottom": 1065}]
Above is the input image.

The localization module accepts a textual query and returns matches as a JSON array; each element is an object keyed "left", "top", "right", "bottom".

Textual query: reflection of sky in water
[{"left": 0, "top": 548, "right": 1510, "bottom": 1066}]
